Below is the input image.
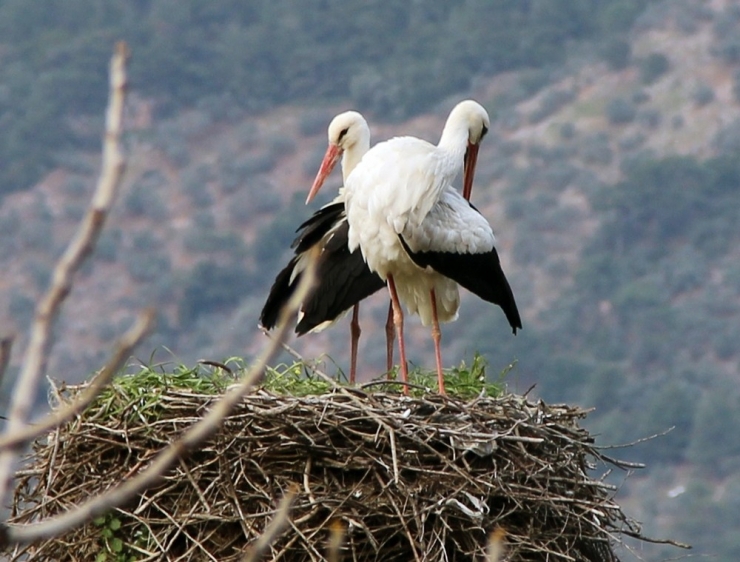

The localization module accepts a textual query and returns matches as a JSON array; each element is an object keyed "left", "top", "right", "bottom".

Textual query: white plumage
[
  {"left": 401, "top": 187, "right": 496, "bottom": 257},
  {"left": 344, "top": 100, "right": 489, "bottom": 326}
]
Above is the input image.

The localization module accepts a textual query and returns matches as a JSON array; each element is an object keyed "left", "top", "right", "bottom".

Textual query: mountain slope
[{"left": 1, "top": 2, "right": 740, "bottom": 559}]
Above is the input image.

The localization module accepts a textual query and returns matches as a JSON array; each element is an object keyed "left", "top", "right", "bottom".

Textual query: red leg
[
  {"left": 430, "top": 289, "right": 445, "bottom": 395},
  {"left": 387, "top": 275, "right": 409, "bottom": 394},
  {"left": 349, "top": 303, "right": 360, "bottom": 385},
  {"left": 385, "top": 300, "right": 395, "bottom": 377}
]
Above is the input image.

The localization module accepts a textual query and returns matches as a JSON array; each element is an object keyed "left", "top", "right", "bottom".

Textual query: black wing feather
[
  {"left": 291, "top": 202, "right": 345, "bottom": 253},
  {"left": 398, "top": 234, "right": 522, "bottom": 334},
  {"left": 260, "top": 202, "right": 347, "bottom": 329},
  {"left": 260, "top": 205, "right": 385, "bottom": 334},
  {"left": 296, "top": 221, "right": 385, "bottom": 334}
]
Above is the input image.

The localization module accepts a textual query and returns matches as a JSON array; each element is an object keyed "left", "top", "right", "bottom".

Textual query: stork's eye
[
  {"left": 480, "top": 125, "right": 489, "bottom": 139},
  {"left": 338, "top": 128, "right": 349, "bottom": 142}
]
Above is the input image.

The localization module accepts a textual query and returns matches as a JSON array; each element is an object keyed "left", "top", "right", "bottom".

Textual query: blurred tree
[
  {"left": 639, "top": 52, "right": 670, "bottom": 84},
  {"left": 599, "top": 0, "right": 647, "bottom": 32},
  {"left": 600, "top": 38, "right": 632, "bottom": 70},
  {"left": 638, "top": 381, "right": 696, "bottom": 463},
  {"left": 688, "top": 384, "right": 740, "bottom": 476},
  {"left": 179, "top": 260, "right": 249, "bottom": 322},
  {"left": 0, "top": 0, "right": 657, "bottom": 194}
]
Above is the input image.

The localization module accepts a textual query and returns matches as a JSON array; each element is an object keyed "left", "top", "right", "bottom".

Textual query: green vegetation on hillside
[
  {"left": 5, "top": 2, "right": 740, "bottom": 559},
  {"left": 0, "top": 0, "right": 653, "bottom": 195}
]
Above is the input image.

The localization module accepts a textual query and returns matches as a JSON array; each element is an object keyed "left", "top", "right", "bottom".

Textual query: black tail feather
[{"left": 297, "top": 222, "right": 385, "bottom": 334}]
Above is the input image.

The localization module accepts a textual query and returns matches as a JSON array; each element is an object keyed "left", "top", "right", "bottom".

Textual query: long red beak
[
  {"left": 306, "top": 144, "right": 341, "bottom": 204},
  {"left": 462, "top": 142, "right": 479, "bottom": 201}
]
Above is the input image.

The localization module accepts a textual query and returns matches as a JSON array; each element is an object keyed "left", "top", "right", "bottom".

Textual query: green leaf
[{"left": 111, "top": 538, "right": 124, "bottom": 553}]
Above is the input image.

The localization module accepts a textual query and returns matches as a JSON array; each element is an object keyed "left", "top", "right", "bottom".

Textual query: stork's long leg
[
  {"left": 349, "top": 303, "right": 361, "bottom": 384},
  {"left": 429, "top": 289, "right": 445, "bottom": 395},
  {"left": 384, "top": 301, "right": 395, "bottom": 378},
  {"left": 387, "top": 275, "right": 409, "bottom": 394}
]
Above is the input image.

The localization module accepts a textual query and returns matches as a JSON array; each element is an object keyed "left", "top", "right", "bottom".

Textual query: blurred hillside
[{"left": 1, "top": 0, "right": 740, "bottom": 559}]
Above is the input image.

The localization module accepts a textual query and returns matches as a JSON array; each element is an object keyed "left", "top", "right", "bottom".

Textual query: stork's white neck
[
  {"left": 436, "top": 118, "right": 469, "bottom": 168},
  {"left": 340, "top": 131, "right": 371, "bottom": 182}
]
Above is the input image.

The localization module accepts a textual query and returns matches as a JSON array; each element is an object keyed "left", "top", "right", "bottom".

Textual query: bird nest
[{"left": 7, "top": 365, "right": 645, "bottom": 561}]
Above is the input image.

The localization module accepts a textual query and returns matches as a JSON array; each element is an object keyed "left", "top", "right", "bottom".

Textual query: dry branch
[
  {"left": 487, "top": 528, "right": 506, "bottom": 562},
  {"left": 241, "top": 486, "right": 298, "bottom": 562},
  {"left": 0, "top": 42, "right": 130, "bottom": 503},
  {"left": 0, "top": 311, "right": 155, "bottom": 453}
]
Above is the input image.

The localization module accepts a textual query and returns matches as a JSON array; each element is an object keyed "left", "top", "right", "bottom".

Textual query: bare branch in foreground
[
  {"left": 0, "top": 42, "right": 130, "bottom": 504},
  {"left": 0, "top": 310, "right": 155, "bottom": 453},
  {"left": 0, "top": 335, "right": 13, "bottom": 393},
  {"left": 241, "top": 485, "right": 298, "bottom": 562},
  {"left": 0, "top": 247, "right": 318, "bottom": 547}
]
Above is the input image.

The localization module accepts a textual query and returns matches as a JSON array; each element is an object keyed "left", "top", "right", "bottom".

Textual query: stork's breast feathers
[{"left": 346, "top": 136, "right": 445, "bottom": 234}]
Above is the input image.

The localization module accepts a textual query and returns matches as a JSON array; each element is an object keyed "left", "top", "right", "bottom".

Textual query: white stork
[
  {"left": 309, "top": 100, "right": 521, "bottom": 395},
  {"left": 260, "top": 111, "right": 387, "bottom": 383}
]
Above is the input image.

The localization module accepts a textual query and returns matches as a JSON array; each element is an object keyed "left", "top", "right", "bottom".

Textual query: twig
[
  {"left": 619, "top": 529, "right": 691, "bottom": 549},
  {"left": 0, "top": 311, "right": 154, "bottom": 452},
  {"left": 389, "top": 428, "right": 399, "bottom": 484},
  {"left": 0, "top": 335, "right": 13, "bottom": 392},
  {"left": 595, "top": 454, "right": 646, "bottom": 470},
  {"left": 0, "top": 245, "right": 318, "bottom": 547},
  {"left": 198, "top": 359, "right": 234, "bottom": 374},
  {"left": 241, "top": 485, "right": 298, "bottom": 562},
  {"left": 522, "top": 383, "right": 537, "bottom": 397},
  {"left": 358, "top": 380, "right": 429, "bottom": 392},
  {"left": 594, "top": 427, "right": 675, "bottom": 450},
  {"left": 0, "top": 42, "right": 130, "bottom": 504}
]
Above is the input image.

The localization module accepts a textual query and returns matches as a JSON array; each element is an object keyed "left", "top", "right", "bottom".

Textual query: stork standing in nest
[{"left": 260, "top": 112, "right": 385, "bottom": 384}]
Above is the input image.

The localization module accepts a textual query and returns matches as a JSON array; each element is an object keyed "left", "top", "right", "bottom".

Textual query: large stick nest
[{"left": 8, "top": 374, "right": 643, "bottom": 561}]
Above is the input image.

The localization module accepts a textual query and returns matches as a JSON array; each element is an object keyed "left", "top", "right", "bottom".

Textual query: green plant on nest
[
  {"left": 261, "top": 360, "right": 337, "bottom": 396},
  {"left": 92, "top": 512, "right": 143, "bottom": 562},
  {"left": 383, "top": 353, "right": 512, "bottom": 399},
  {"left": 91, "top": 363, "right": 236, "bottom": 424},
  {"left": 86, "top": 353, "right": 514, "bottom": 418}
]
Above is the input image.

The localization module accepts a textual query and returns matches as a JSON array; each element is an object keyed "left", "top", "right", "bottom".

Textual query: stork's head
[
  {"left": 454, "top": 99, "right": 490, "bottom": 146},
  {"left": 306, "top": 111, "right": 370, "bottom": 204},
  {"left": 443, "top": 100, "right": 490, "bottom": 201}
]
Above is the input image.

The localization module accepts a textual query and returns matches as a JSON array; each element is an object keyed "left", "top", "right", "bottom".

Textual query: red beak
[
  {"left": 462, "top": 142, "right": 479, "bottom": 201},
  {"left": 306, "top": 144, "right": 341, "bottom": 204}
]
